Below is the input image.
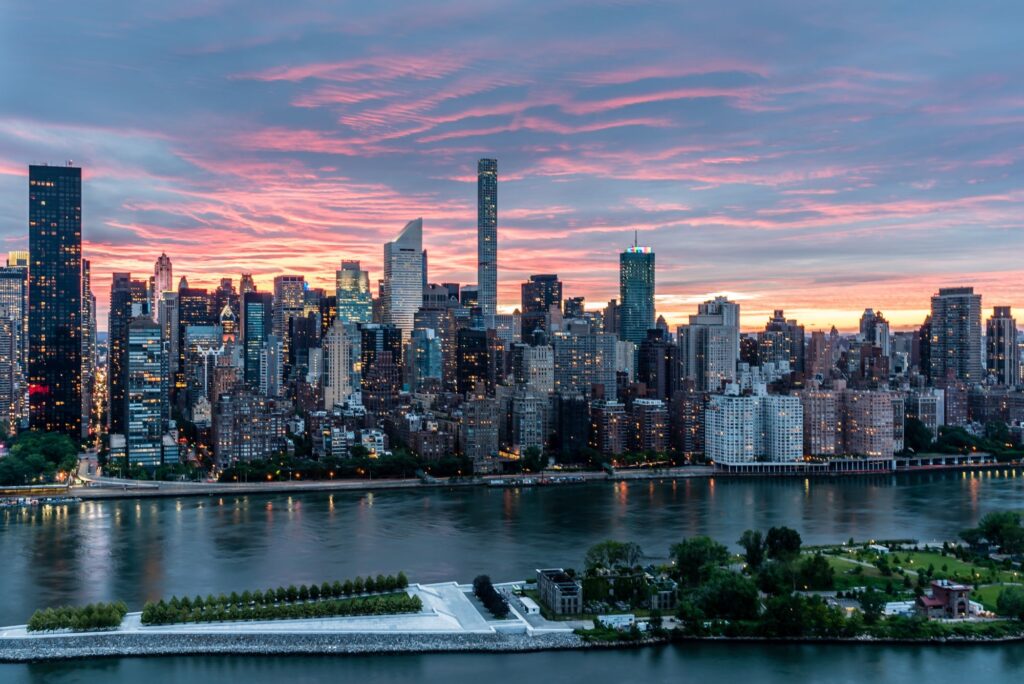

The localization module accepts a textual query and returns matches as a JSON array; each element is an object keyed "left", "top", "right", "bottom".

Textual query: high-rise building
[
  {"left": 637, "top": 328, "right": 679, "bottom": 400},
  {"left": 383, "top": 219, "right": 424, "bottom": 341},
  {"left": 552, "top": 325, "right": 618, "bottom": 399},
  {"left": 760, "top": 310, "right": 805, "bottom": 374},
  {"left": 335, "top": 260, "right": 372, "bottom": 324},
  {"left": 619, "top": 239, "right": 655, "bottom": 346},
  {"left": 6, "top": 251, "right": 28, "bottom": 268},
  {"left": 590, "top": 400, "right": 628, "bottom": 457},
  {"left": 323, "top": 319, "right": 354, "bottom": 410},
  {"left": 108, "top": 274, "right": 149, "bottom": 434},
  {"left": 239, "top": 273, "right": 256, "bottom": 295},
  {"left": 986, "top": 306, "right": 1019, "bottom": 387},
  {"left": 630, "top": 398, "right": 668, "bottom": 452},
  {"left": 152, "top": 253, "right": 173, "bottom": 323},
  {"left": 859, "top": 308, "right": 891, "bottom": 357},
  {"left": 408, "top": 328, "right": 442, "bottom": 391},
  {"left": 0, "top": 266, "right": 27, "bottom": 428},
  {"left": 242, "top": 291, "right": 273, "bottom": 387},
  {"left": 272, "top": 274, "right": 305, "bottom": 340},
  {"left": 126, "top": 316, "right": 166, "bottom": 469},
  {"left": 563, "top": 296, "right": 586, "bottom": 320},
  {"left": 0, "top": 314, "right": 15, "bottom": 434},
  {"left": 929, "top": 287, "right": 983, "bottom": 383},
  {"left": 477, "top": 159, "right": 498, "bottom": 326},
  {"left": 28, "top": 164, "right": 82, "bottom": 438},
  {"left": 521, "top": 274, "right": 562, "bottom": 341},
  {"left": 81, "top": 258, "right": 96, "bottom": 438},
  {"left": 677, "top": 297, "right": 740, "bottom": 392},
  {"left": 704, "top": 384, "right": 803, "bottom": 466}
]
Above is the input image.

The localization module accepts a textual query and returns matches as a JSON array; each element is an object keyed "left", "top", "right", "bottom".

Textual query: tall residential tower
[
  {"left": 477, "top": 159, "right": 498, "bottom": 327},
  {"left": 619, "top": 237, "right": 655, "bottom": 346}
]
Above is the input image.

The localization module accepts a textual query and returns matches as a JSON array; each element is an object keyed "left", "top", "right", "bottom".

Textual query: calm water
[{"left": 1, "top": 470, "right": 1023, "bottom": 681}]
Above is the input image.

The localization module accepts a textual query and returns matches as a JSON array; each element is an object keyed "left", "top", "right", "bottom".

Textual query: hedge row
[
  {"left": 143, "top": 573, "right": 409, "bottom": 619},
  {"left": 27, "top": 601, "right": 128, "bottom": 632},
  {"left": 141, "top": 593, "right": 422, "bottom": 626},
  {"left": 473, "top": 575, "right": 510, "bottom": 618}
]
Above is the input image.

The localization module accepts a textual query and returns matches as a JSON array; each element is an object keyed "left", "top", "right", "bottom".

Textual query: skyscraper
[
  {"left": 986, "top": 306, "right": 1019, "bottom": 387},
  {"left": 152, "top": 253, "right": 172, "bottom": 323},
  {"left": 0, "top": 265, "right": 27, "bottom": 428},
  {"left": 323, "top": 319, "right": 354, "bottom": 409},
  {"left": 126, "top": 316, "right": 166, "bottom": 468},
  {"left": 335, "top": 260, "right": 372, "bottom": 324},
  {"left": 272, "top": 275, "right": 305, "bottom": 340},
  {"left": 81, "top": 258, "right": 96, "bottom": 438},
  {"left": 28, "top": 164, "right": 82, "bottom": 438},
  {"left": 383, "top": 219, "right": 423, "bottom": 341},
  {"left": 242, "top": 291, "right": 273, "bottom": 387},
  {"left": 521, "top": 274, "right": 562, "bottom": 341},
  {"left": 108, "top": 274, "right": 149, "bottom": 434},
  {"left": 677, "top": 297, "right": 740, "bottom": 392},
  {"left": 929, "top": 287, "right": 983, "bottom": 383},
  {"left": 619, "top": 239, "right": 655, "bottom": 346},
  {"left": 477, "top": 159, "right": 498, "bottom": 327}
]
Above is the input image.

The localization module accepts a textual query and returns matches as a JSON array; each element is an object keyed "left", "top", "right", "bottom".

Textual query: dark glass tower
[
  {"left": 28, "top": 164, "right": 82, "bottom": 438},
  {"left": 108, "top": 273, "right": 148, "bottom": 434},
  {"left": 477, "top": 159, "right": 498, "bottom": 326},
  {"left": 520, "top": 274, "right": 562, "bottom": 341},
  {"left": 619, "top": 239, "right": 655, "bottom": 345},
  {"left": 242, "top": 292, "right": 273, "bottom": 387}
]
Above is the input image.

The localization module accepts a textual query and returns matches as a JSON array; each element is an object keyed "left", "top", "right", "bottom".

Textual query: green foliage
[
  {"left": 765, "top": 527, "right": 802, "bottom": 561},
  {"left": 796, "top": 554, "right": 835, "bottom": 590},
  {"left": 0, "top": 431, "right": 79, "bottom": 486},
  {"left": 756, "top": 560, "right": 796, "bottom": 595},
  {"left": 859, "top": 589, "right": 887, "bottom": 625},
  {"left": 671, "top": 536, "right": 730, "bottom": 586},
  {"left": 141, "top": 593, "right": 422, "bottom": 626},
  {"left": 472, "top": 575, "right": 510, "bottom": 618},
  {"left": 697, "top": 570, "right": 760, "bottom": 621},
  {"left": 140, "top": 574, "right": 413, "bottom": 625},
  {"left": 997, "top": 586, "right": 1024, "bottom": 620},
  {"left": 738, "top": 530, "right": 765, "bottom": 570},
  {"left": 903, "top": 417, "right": 933, "bottom": 453},
  {"left": 963, "top": 511, "right": 1024, "bottom": 554},
  {"left": 27, "top": 601, "right": 127, "bottom": 632},
  {"left": 584, "top": 540, "right": 645, "bottom": 572}
]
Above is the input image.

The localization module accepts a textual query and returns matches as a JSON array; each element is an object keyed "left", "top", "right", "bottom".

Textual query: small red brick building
[{"left": 916, "top": 579, "right": 974, "bottom": 619}]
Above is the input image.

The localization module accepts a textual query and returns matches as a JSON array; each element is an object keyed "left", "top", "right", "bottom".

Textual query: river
[{"left": 1, "top": 469, "right": 1022, "bottom": 681}]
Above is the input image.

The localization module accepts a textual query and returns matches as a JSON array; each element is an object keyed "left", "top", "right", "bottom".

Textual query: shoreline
[
  {"left": 6, "top": 630, "right": 1024, "bottom": 663},
  {"left": 67, "top": 461, "right": 1019, "bottom": 501}
]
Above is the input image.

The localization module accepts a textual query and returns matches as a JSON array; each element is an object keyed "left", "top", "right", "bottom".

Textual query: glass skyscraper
[
  {"left": 242, "top": 291, "right": 273, "bottom": 387},
  {"left": 618, "top": 241, "right": 655, "bottom": 346},
  {"left": 28, "top": 164, "right": 82, "bottom": 438},
  {"left": 335, "top": 260, "right": 372, "bottom": 324},
  {"left": 477, "top": 159, "right": 498, "bottom": 326}
]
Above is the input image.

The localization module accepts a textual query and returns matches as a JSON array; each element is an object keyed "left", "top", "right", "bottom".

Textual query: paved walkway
[{"left": 0, "top": 583, "right": 575, "bottom": 639}]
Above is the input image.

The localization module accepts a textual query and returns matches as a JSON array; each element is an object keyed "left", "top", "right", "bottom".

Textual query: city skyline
[{"left": 3, "top": 2, "right": 1024, "bottom": 331}]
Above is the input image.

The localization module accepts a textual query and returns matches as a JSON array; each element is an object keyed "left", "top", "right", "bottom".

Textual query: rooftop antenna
[{"left": 634, "top": 229, "right": 638, "bottom": 247}]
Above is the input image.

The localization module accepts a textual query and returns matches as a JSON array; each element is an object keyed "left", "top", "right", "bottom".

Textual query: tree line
[
  {"left": 141, "top": 593, "right": 422, "bottom": 626},
  {"left": 27, "top": 602, "right": 128, "bottom": 632}
]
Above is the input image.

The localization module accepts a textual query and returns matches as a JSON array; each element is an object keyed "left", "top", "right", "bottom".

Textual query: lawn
[
  {"left": 883, "top": 550, "right": 1021, "bottom": 585},
  {"left": 824, "top": 555, "right": 902, "bottom": 591},
  {"left": 973, "top": 583, "right": 1023, "bottom": 612}
]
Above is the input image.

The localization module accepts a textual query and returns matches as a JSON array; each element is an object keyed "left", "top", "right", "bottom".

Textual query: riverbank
[{"left": 68, "top": 461, "right": 1019, "bottom": 501}]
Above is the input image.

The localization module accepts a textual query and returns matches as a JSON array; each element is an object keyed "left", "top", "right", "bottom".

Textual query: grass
[
  {"left": 973, "top": 584, "right": 1024, "bottom": 612},
  {"left": 824, "top": 555, "right": 902, "bottom": 591}
]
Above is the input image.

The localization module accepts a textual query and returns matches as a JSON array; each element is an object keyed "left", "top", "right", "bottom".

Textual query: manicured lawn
[
  {"left": 824, "top": 555, "right": 899, "bottom": 591},
  {"left": 973, "top": 583, "right": 1023, "bottom": 612},
  {"left": 885, "top": 551, "right": 1020, "bottom": 584}
]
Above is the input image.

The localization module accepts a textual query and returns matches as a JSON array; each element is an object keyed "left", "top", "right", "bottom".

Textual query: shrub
[{"left": 28, "top": 602, "right": 128, "bottom": 632}]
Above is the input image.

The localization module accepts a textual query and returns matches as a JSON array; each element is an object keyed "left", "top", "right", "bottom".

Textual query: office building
[
  {"left": 28, "top": 164, "right": 82, "bottom": 438},
  {"left": 335, "top": 260, "right": 372, "bottom": 324},
  {"left": 521, "top": 274, "right": 562, "bottom": 340},
  {"left": 383, "top": 219, "right": 424, "bottom": 340},
  {"left": 126, "top": 317, "right": 166, "bottom": 468},
  {"left": 323, "top": 319, "right": 354, "bottom": 409},
  {"left": 678, "top": 297, "right": 740, "bottom": 392},
  {"left": 152, "top": 253, "right": 173, "bottom": 323},
  {"left": 242, "top": 291, "right": 273, "bottom": 387},
  {"left": 108, "top": 274, "right": 149, "bottom": 433},
  {"left": 619, "top": 240, "right": 655, "bottom": 345}
]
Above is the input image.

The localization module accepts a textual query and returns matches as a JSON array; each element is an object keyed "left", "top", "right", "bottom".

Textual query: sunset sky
[{"left": 1, "top": 1, "right": 1022, "bottom": 332}]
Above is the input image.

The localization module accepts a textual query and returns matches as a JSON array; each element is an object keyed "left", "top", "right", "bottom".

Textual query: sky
[{"left": 1, "top": 1, "right": 1023, "bottom": 333}]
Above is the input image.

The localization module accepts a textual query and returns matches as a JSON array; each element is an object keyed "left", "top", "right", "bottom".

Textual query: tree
[
  {"left": 738, "top": 530, "right": 765, "bottom": 570},
  {"left": 997, "top": 586, "right": 1024, "bottom": 620},
  {"left": 697, "top": 570, "right": 760, "bottom": 620},
  {"left": 976, "top": 511, "right": 1024, "bottom": 553},
  {"left": 584, "top": 540, "right": 644, "bottom": 572},
  {"left": 765, "top": 527, "right": 802, "bottom": 561},
  {"left": 796, "top": 554, "right": 835, "bottom": 590},
  {"left": 521, "top": 446, "right": 547, "bottom": 473},
  {"left": 859, "top": 589, "right": 887, "bottom": 625},
  {"left": 756, "top": 560, "right": 796, "bottom": 596},
  {"left": 903, "top": 417, "right": 933, "bottom": 453},
  {"left": 670, "top": 536, "right": 729, "bottom": 586},
  {"left": 760, "top": 594, "right": 807, "bottom": 637}
]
